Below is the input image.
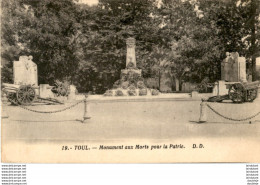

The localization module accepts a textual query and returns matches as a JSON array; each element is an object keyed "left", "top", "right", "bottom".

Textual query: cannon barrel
[
  {"left": 2, "top": 83, "right": 20, "bottom": 89},
  {"left": 243, "top": 81, "right": 260, "bottom": 90}
]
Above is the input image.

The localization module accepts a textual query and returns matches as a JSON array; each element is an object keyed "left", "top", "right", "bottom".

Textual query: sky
[{"left": 77, "top": 0, "right": 99, "bottom": 6}]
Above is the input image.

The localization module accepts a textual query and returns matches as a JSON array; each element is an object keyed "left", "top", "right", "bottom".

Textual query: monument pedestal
[{"left": 104, "top": 38, "right": 159, "bottom": 97}]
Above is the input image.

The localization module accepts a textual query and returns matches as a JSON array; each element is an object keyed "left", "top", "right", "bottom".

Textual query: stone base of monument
[
  {"left": 67, "top": 85, "right": 77, "bottom": 102},
  {"left": 212, "top": 80, "right": 234, "bottom": 97},
  {"left": 191, "top": 91, "right": 199, "bottom": 98},
  {"left": 104, "top": 66, "right": 159, "bottom": 97},
  {"left": 39, "top": 84, "right": 55, "bottom": 99}
]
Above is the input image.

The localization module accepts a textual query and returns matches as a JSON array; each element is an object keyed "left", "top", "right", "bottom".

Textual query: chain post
[
  {"left": 82, "top": 95, "right": 91, "bottom": 123},
  {"left": 198, "top": 98, "right": 207, "bottom": 123},
  {"left": 1, "top": 103, "right": 9, "bottom": 119}
]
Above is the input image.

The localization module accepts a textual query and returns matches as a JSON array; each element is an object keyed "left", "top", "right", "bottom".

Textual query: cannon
[
  {"left": 2, "top": 83, "right": 38, "bottom": 105},
  {"left": 2, "top": 56, "right": 71, "bottom": 105},
  {"left": 208, "top": 81, "right": 259, "bottom": 103},
  {"left": 228, "top": 81, "right": 259, "bottom": 103},
  {"left": 2, "top": 83, "right": 67, "bottom": 105}
]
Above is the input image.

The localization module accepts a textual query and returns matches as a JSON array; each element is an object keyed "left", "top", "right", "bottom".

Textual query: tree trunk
[
  {"left": 175, "top": 78, "right": 179, "bottom": 92},
  {"left": 250, "top": 0, "right": 257, "bottom": 81},
  {"left": 158, "top": 70, "right": 161, "bottom": 91}
]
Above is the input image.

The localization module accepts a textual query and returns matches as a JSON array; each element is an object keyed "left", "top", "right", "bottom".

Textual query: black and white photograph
[{"left": 1, "top": 0, "right": 260, "bottom": 163}]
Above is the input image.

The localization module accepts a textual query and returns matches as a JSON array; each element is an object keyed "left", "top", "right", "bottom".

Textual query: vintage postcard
[{"left": 1, "top": 0, "right": 260, "bottom": 163}]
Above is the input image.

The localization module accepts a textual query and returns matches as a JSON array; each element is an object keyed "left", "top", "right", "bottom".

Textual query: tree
[
  {"left": 23, "top": 0, "right": 82, "bottom": 84},
  {"left": 148, "top": 0, "right": 224, "bottom": 91},
  {"left": 1, "top": 0, "right": 33, "bottom": 83},
  {"left": 209, "top": 0, "right": 260, "bottom": 80},
  {"left": 144, "top": 46, "right": 171, "bottom": 90},
  {"left": 3, "top": 0, "right": 258, "bottom": 93},
  {"left": 1, "top": 0, "right": 83, "bottom": 85},
  {"left": 75, "top": 0, "right": 159, "bottom": 93},
  {"left": 244, "top": 0, "right": 260, "bottom": 80}
]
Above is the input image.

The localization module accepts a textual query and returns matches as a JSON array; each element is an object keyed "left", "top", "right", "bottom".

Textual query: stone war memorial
[
  {"left": 104, "top": 38, "right": 159, "bottom": 97},
  {"left": 221, "top": 52, "right": 247, "bottom": 83},
  {"left": 211, "top": 52, "right": 259, "bottom": 103},
  {"left": 213, "top": 52, "right": 247, "bottom": 96},
  {"left": 2, "top": 56, "right": 77, "bottom": 105},
  {"left": 13, "top": 56, "right": 38, "bottom": 86}
]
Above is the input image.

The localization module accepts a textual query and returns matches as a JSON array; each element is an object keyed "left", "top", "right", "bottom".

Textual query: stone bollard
[
  {"left": 191, "top": 91, "right": 199, "bottom": 98},
  {"left": 68, "top": 85, "right": 76, "bottom": 102},
  {"left": 82, "top": 95, "right": 91, "bottom": 123},
  {"left": 198, "top": 99, "right": 207, "bottom": 123},
  {"left": 1, "top": 105, "right": 9, "bottom": 119},
  {"left": 40, "top": 84, "right": 53, "bottom": 98}
]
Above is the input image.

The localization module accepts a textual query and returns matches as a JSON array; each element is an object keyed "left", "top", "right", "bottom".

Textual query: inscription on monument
[{"left": 126, "top": 38, "right": 136, "bottom": 68}]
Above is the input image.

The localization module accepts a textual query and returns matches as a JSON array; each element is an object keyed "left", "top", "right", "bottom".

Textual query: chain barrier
[
  {"left": 10, "top": 99, "right": 85, "bottom": 114},
  {"left": 207, "top": 103, "right": 260, "bottom": 121}
]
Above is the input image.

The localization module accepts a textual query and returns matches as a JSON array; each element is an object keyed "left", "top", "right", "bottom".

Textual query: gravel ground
[{"left": 2, "top": 97, "right": 260, "bottom": 142}]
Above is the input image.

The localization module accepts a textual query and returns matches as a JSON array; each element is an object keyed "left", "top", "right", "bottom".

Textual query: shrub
[
  {"left": 121, "top": 81, "right": 129, "bottom": 89},
  {"left": 128, "top": 84, "right": 136, "bottom": 90},
  {"left": 133, "top": 72, "right": 140, "bottom": 81},
  {"left": 137, "top": 81, "right": 145, "bottom": 89},
  {"left": 151, "top": 89, "right": 159, "bottom": 95},
  {"left": 115, "top": 90, "right": 124, "bottom": 96},
  {"left": 139, "top": 88, "right": 147, "bottom": 96},
  {"left": 113, "top": 84, "right": 119, "bottom": 89},
  {"left": 114, "top": 80, "right": 120, "bottom": 85},
  {"left": 52, "top": 80, "right": 70, "bottom": 96},
  {"left": 128, "top": 90, "right": 137, "bottom": 96},
  {"left": 113, "top": 80, "right": 121, "bottom": 89},
  {"left": 121, "top": 74, "right": 127, "bottom": 82},
  {"left": 104, "top": 90, "right": 113, "bottom": 96},
  {"left": 137, "top": 76, "right": 144, "bottom": 82}
]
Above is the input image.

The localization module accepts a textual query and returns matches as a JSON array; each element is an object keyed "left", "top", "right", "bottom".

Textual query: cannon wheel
[
  {"left": 246, "top": 89, "right": 258, "bottom": 102},
  {"left": 16, "top": 85, "right": 36, "bottom": 105},
  {"left": 228, "top": 83, "right": 245, "bottom": 103}
]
